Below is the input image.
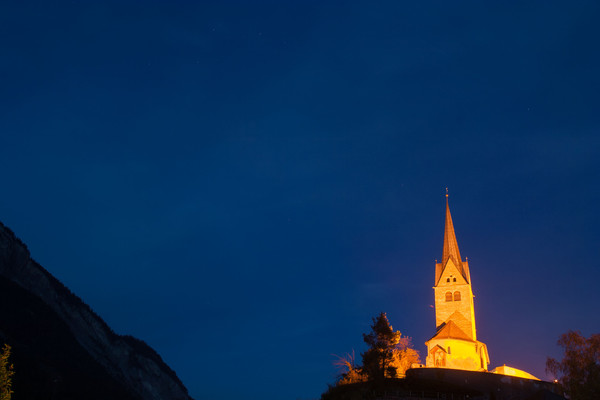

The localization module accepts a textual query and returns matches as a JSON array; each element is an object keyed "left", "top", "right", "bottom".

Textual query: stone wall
[{"left": 407, "top": 367, "right": 564, "bottom": 400}]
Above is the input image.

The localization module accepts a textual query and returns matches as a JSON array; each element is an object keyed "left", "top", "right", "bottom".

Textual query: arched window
[
  {"left": 453, "top": 277, "right": 457, "bottom": 282},
  {"left": 454, "top": 291, "right": 461, "bottom": 301},
  {"left": 445, "top": 292, "right": 453, "bottom": 302},
  {"left": 446, "top": 278, "right": 450, "bottom": 283}
]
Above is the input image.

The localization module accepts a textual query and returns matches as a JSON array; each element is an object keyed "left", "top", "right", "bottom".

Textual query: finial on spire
[{"left": 445, "top": 187, "right": 449, "bottom": 198}]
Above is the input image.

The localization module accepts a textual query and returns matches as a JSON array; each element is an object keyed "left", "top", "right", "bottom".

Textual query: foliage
[
  {"left": 546, "top": 330, "right": 600, "bottom": 400},
  {"left": 390, "top": 336, "right": 420, "bottom": 378},
  {"left": 332, "top": 312, "right": 420, "bottom": 387},
  {"left": 0, "top": 344, "right": 14, "bottom": 400},
  {"left": 333, "top": 351, "right": 367, "bottom": 385}
]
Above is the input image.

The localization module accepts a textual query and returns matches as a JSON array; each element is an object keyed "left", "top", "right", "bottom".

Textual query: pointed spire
[{"left": 442, "top": 191, "right": 462, "bottom": 270}]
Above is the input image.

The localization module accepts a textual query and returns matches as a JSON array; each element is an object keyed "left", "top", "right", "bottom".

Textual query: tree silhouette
[
  {"left": 331, "top": 312, "right": 420, "bottom": 387},
  {"left": 546, "top": 330, "right": 600, "bottom": 400},
  {"left": 361, "top": 312, "right": 419, "bottom": 380},
  {"left": 362, "top": 312, "right": 401, "bottom": 380}
]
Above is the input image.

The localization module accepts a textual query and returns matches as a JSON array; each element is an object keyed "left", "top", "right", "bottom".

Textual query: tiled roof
[{"left": 428, "top": 319, "right": 472, "bottom": 342}]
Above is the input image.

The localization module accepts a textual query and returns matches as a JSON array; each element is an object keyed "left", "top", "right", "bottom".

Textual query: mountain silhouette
[{"left": 0, "top": 221, "right": 192, "bottom": 400}]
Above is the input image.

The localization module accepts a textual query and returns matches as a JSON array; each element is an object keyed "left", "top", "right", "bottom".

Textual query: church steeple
[
  {"left": 437, "top": 192, "right": 470, "bottom": 284},
  {"left": 442, "top": 193, "right": 462, "bottom": 270},
  {"left": 425, "top": 193, "right": 489, "bottom": 371}
]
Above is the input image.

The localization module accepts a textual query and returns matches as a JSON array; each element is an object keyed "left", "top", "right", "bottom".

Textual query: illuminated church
[
  {"left": 425, "top": 193, "right": 490, "bottom": 371},
  {"left": 424, "top": 194, "right": 540, "bottom": 380}
]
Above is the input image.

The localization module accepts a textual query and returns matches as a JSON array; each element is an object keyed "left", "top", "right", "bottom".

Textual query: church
[
  {"left": 424, "top": 193, "right": 490, "bottom": 371},
  {"left": 424, "top": 194, "right": 538, "bottom": 380}
]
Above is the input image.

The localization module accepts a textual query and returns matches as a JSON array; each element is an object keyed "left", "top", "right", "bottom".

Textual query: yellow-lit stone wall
[
  {"left": 425, "top": 338, "right": 489, "bottom": 371},
  {"left": 434, "top": 259, "right": 477, "bottom": 340}
]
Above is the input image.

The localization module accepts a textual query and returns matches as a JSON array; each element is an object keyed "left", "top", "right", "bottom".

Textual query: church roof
[
  {"left": 427, "top": 319, "right": 472, "bottom": 342},
  {"left": 436, "top": 194, "right": 471, "bottom": 284}
]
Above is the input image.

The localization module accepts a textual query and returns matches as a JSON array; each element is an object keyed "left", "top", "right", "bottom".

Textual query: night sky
[{"left": 1, "top": 1, "right": 600, "bottom": 399}]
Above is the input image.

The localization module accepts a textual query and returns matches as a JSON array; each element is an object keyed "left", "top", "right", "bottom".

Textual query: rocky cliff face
[{"left": 0, "top": 221, "right": 192, "bottom": 400}]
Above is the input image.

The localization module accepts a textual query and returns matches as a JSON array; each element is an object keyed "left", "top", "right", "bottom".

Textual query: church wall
[
  {"left": 433, "top": 284, "right": 476, "bottom": 339},
  {"left": 426, "top": 338, "right": 483, "bottom": 371},
  {"left": 433, "top": 258, "right": 476, "bottom": 339}
]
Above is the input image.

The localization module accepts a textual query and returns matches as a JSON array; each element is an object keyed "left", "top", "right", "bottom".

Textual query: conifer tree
[
  {"left": 331, "top": 312, "right": 420, "bottom": 387},
  {"left": 361, "top": 312, "right": 402, "bottom": 380},
  {"left": 0, "top": 344, "right": 14, "bottom": 400}
]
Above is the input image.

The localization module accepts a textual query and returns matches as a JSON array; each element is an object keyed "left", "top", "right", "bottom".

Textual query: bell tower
[
  {"left": 433, "top": 192, "right": 476, "bottom": 340},
  {"left": 425, "top": 192, "right": 489, "bottom": 371}
]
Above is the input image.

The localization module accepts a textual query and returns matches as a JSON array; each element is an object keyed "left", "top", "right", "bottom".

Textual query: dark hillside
[
  {"left": 0, "top": 275, "right": 137, "bottom": 400},
  {"left": 0, "top": 221, "right": 192, "bottom": 400}
]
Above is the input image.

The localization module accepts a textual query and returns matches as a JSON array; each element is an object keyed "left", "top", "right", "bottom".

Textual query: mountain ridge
[{"left": 0, "top": 220, "right": 192, "bottom": 400}]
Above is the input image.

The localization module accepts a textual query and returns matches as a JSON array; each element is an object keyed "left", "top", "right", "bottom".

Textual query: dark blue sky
[{"left": 1, "top": 1, "right": 600, "bottom": 399}]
